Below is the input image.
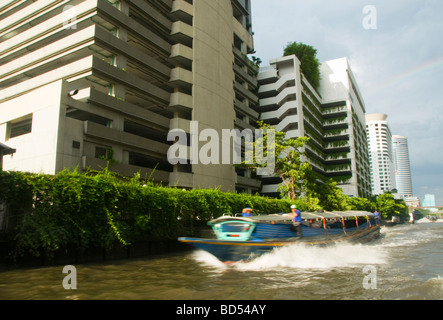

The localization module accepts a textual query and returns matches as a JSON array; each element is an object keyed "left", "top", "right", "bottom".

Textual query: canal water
[{"left": 1, "top": 219, "right": 442, "bottom": 300}]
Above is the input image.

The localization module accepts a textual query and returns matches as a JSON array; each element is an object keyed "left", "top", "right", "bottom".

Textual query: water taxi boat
[{"left": 178, "top": 211, "right": 380, "bottom": 263}]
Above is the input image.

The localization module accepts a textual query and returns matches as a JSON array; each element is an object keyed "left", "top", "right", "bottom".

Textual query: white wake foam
[
  {"left": 192, "top": 242, "right": 388, "bottom": 272},
  {"left": 235, "top": 243, "right": 388, "bottom": 271}
]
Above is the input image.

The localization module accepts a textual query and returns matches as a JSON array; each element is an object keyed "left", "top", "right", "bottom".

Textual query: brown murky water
[{"left": 1, "top": 220, "right": 442, "bottom": 300}]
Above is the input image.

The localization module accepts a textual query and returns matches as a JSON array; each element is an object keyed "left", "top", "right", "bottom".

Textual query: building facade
[
  {"left": 392, "top": 135, "right": 413, "bottom": 198},
  {"left": 0, "top": 0, "right": 259, "bottom": 193},
  {"left": 404, "top": 196, "right": 420, "bottom": 210},
  {"left": 366, "top": 113, "right": 396, "bottom": 195},
  {"left": 320, "top": 58, "right": 371, "bottom": 198},
  {"left": 422, "top": 194, "right": 435, "bottom": 208},
  {"left": 257, "top": 55, "right": 371, "bottom": 198}
]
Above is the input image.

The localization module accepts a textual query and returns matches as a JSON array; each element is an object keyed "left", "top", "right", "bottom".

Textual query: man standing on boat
[
  {"left": 374, "top": 210, "right": 380, "bottom": 225},
  {"left": 290, "top": 205, "right": 303, "bottom": 239}
]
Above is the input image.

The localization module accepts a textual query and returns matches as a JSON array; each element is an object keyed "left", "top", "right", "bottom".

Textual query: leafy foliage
[
  {"left": 0, "top": 164, "right": 408, "bottom": 261},
  {"left": 306, "top": 176, "right": 352, "bottom": 211},
  {"left": 284, "top": 41, "right": 321, "bottom": 89},
  {"left": 0, "top": 169, "right": 293, "bottom": 260},
  {"left": 375, "top": 192, "right": 407, "bottom": 219},
  {"left": 241, "top": 121, "right": 311, "bottom": 202}
]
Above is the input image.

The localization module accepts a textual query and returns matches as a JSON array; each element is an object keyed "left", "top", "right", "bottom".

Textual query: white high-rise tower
[
  {"left": 366, "top": 114, "right": 396, "bottom": 195},
  {"left": 392, "top": 135, "right": 413, "bottom": 198}
]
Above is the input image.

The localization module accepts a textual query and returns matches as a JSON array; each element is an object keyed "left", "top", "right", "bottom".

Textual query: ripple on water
[{"left": 1, "top": 222, "right": 442, "bottom": 300}]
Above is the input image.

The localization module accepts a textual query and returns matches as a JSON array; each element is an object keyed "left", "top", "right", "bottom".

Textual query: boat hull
[{"left": 179, "top": 225, "right": 381, "bottom": 263}]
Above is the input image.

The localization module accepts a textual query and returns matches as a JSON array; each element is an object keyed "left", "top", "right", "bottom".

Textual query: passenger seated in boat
[
  {"left": 310, "top": 220, "right": 323, "bottom": 229},
  {"left": 327, "top": 219, "right": 342, "bottom": 229},
  {"left": 242, "top": 207, "right": 253, "bottom": 217}
]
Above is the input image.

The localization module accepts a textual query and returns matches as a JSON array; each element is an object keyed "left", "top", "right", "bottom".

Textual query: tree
[
  {"left": 376, "top": 192, "right": 406, "bottom": 219},
  {"left": 313, "top": 178, "right": 352, "bottom": 211},
  {"left": 348, "top": 197, "right": 376, "bottom": 212},
  {"left": 284, "top": 41, "right": 321, "bottom": 89},
  {"left": 241, "top": 121, "right": 311, "bottom": 201}
]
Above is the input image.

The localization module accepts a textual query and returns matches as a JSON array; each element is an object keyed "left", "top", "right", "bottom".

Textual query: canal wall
[{"left": 0, "top": 238, "right": 192, "bottom": 269}]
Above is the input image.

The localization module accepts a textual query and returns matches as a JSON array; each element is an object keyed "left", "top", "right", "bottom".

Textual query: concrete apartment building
[
  {"left": 392, "top": 135, "right": 413, "bottom": 198},
  {"left": 366, "top": 113, "right": 396, "bottom": 195},
  {"left": 257, "top": 56, "right": 371, "bottom": 198},
  {"left": 0, "top": 0, "right": 260, "bottom": 193}
]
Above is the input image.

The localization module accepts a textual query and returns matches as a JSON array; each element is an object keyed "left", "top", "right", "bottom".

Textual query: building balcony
[
  {"left": 276, "top": 115, "right": 299, "bottom": 132},
  {"left": 324, "top": 165, "right": 352, "bottom": 175},
  {"left": 169, "top": 117, "right": 191, "bottom": 134},
  {"left": 97, "top": 0, "right": 172, "bottom": 56},
  {"left": 169, "top": 43, "right": 193, "bottom": 70},
  {"left": 234, "top": 99, "right": 259, "bottom": 120},
  {"left": 322, "top": 104, "right": 347, "bottom": 118},
  {"left": 323, "top": 130, "right": 349, "bottom": 142},
  {"left": 0, "top": 0, "right": 99, "bottom": 61},
  {"left": 0, "top": 0, "right": 67, "bottom": 41},
  {"left": 83, "top": 120, "right": 169, "bottom": 159},
  {"left": 169, "top": 91, "right": 193, "bottom": 113},
  {"left": 0, "top": 55, "right": 93, "bottom": 102},
  {"left": 258, "top": 73, "right": 296, "bottom": 98},
  {"left": 260, "top": 183, "right": 281, "bottom": 194},
  {"left": 233, "top": 63, "right": 258, "bottom": 88},
  {"left": 260, "top": 100, "right": 298, "bottom": 122},
  {"left": 323, "top": 117, "right": 348, "bottom": 130},
  {"left": 232, "top": 9, "right": 253, "bottom": 48},
  {"left": 325, "top": 141, "right": 350, "bottom": 153},
  {"left": 90, "top": 57, "right": 170, "bottom": 106},
  {"left": 284, "top": 129, "right": 302, "bottom": 140},
  {"left": 0, "top": 25, "right": 97, "bottom": 88},
  {"left": 233, "top": 81, "right": 259, "bottom": 105},
  {"left": 87, "top": 88, "right": 170, "bottom": 132},
  {"left": 258, "top": 67, "right": 278, "bottom": 85},
  {"left": 232, "top": 46, "right": 257, "bottom": 74},
  {"left": 169, "top": 67, "right": 193, "bottom": 92},
  {"left": 1, "top": 24, "right": 171, "bottom": 89},
  {"left": 170, "top": 21, "right": 193, "bottom": 47},
  {"left": 171, "top": 0, "right": 193, "bottom": 26},
  {"left": 236, "top": 175, "right": 262, "bottom": 189},
  {"left": 259, "top": 86, "right": 297, "bottom": 109},
  {"left": 305, "top": 144, "right": 325, "bottom": 162},
  {"left": 234, "top": 117, "right": 255, "bottom": 131}
]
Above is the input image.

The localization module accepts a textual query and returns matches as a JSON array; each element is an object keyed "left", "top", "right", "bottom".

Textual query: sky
[{"left": 251, "top": 0, "right": 443, "bottom": 205}]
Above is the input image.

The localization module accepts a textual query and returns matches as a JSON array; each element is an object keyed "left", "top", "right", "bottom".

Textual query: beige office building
[{"left": 0, "top": 0, "right": 260, "bottom": 192}]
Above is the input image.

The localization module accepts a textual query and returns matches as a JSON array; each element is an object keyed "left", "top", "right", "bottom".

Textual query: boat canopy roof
[{"left": 210, "top": 211, "right": 374, "bottom": 224}]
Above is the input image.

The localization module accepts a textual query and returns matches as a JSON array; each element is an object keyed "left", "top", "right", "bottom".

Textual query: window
[
  {"left": 234, "top": 33, "right": 243, "bottom": 52},
  {"left": 8, "top": 114, "right": 32, "bottom": 139},
  {"left": 95, "top": 146, "right": 112, "bottom": 160}
]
